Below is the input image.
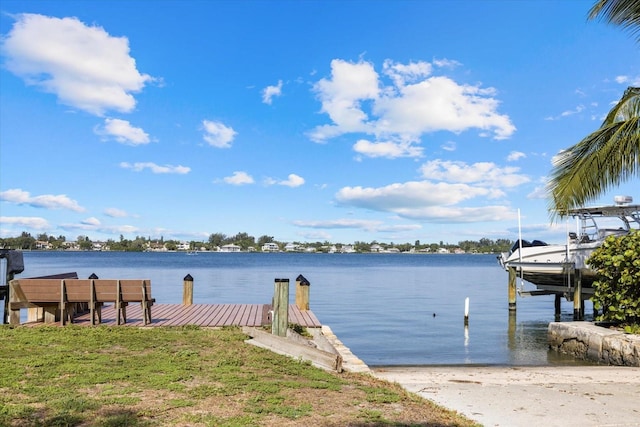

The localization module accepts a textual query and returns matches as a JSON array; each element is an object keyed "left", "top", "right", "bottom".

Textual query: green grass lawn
[{"left": 0, "top": 325, "right": 478, "bottom": 426}]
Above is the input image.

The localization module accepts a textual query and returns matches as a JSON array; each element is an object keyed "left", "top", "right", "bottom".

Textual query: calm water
[{"left": 1, "top": 251, "right": 593, "bottom": 366}]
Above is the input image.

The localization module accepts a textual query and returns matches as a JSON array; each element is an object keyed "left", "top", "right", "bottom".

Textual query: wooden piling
[
  {"left": 507, "top": 311, "right": 516, "bottom": 350},
  {"left": 554, "top": 294, "right": 562, "bottom": 321},
  {"left": 573, "top": 269, "right": 583, "bottom": 320},
  {"left": 295, "top": 274, "right": 310, "bottom": 311},
  {"left": 183, "top": 274, "right": 194, "bottom": 306},
  {"left": 508, "top": 267, "right": 517, "bottom": 312},
  {"left": 272, "top": 278, "right": 289, "bottom": 337}
]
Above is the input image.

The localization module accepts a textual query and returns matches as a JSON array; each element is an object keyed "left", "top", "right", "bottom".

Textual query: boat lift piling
[
  {"left": 573, "top": 269, "right": 583, "bottom": 321},
  {"left": 507, "top": 263, "right": 588, "bottom": 321},
  {"left": 508, "top": 267, "right": 517, "bottom": 312}
]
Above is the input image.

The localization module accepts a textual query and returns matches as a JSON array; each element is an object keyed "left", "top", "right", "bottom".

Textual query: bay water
[{"left": 2, "top": 251, "right": 593, "bottom": 366}]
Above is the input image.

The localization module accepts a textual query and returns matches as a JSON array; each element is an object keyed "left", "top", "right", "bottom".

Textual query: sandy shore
[{"left": 373, "top": 365, "right": 640, "bottom": 427}]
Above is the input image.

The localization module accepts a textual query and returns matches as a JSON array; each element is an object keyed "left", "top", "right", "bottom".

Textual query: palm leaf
[
  {"left": 589, "top": 0, "right": 640, "bottom": 44},
  {"left": 549, "top": 86, "right": 640, "bottom": 217}
]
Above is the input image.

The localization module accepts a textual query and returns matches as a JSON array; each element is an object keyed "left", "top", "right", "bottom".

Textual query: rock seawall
[{"left": 548, "top": 322, "right": 640, "bottom": 366}]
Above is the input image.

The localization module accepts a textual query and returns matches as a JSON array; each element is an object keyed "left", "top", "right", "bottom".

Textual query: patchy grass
[{"left": 0, "top": 325, "right": 478, "bottom": 426}]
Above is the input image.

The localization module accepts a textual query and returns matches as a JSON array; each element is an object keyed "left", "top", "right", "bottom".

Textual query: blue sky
[{"left": 0, "top": 0, "right": 638, "bottom": 245}]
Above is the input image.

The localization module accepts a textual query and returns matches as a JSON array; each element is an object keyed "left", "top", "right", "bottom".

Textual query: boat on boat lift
[{"left": 498, "top": 196, "right": 640, "bottom": 295}]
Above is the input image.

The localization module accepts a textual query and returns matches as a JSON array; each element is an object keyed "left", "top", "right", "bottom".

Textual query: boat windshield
[{"left": 569, "top": 204, "right": 640, "bottom": 241}]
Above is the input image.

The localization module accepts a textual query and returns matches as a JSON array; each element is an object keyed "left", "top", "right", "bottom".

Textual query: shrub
[{"left": 588, "top": 229, "right": 640, "bottom": 325}]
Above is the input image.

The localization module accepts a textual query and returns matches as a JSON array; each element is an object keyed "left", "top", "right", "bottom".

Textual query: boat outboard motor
[
  {"left": 0, "top": 249, "right": 25, "bottom": 275},
  {"left": 1, "top": 249, "right": 24, "bottom": 301}
]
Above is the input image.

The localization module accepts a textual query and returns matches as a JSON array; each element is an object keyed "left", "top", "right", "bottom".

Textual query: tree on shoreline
[
  {"left": 549, "top": 0, "right": 640, "bottom": 215},
  {"left": 0, "top": 231, "right": 513, "bottom": 254}
]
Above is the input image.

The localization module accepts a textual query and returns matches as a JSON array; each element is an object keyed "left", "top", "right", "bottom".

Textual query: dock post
[
  {"left": 573, "top": 269, "right": 583, "bottom": 320},
  {"left": 554, "top": 294, "right": 562, "bottom": 321},
  {"left": 295, "top": 274, "right": 310, "bottom": 311},
  {"left": 508, "top": 267, "right": 517, "bottom": 312},
  {"left": 183, "top": 274, "right": 194, "bottom": 305},
  {"left": 272, "top": 278, "right": 289, "bottom": 337}
]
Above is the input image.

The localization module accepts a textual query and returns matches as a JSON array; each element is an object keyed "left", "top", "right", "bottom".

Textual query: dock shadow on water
[{"left": 2, "top": 251, "right": 595, "bottom": 366}]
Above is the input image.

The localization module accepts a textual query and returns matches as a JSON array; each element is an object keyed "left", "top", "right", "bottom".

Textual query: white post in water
[{"left": 464, "top": 297, "right": 470, "bottom": 325}]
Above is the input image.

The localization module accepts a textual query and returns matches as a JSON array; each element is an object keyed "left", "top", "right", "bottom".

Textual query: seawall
[{"left": 548, "top": 322, "right": 640, "bottom": 366}]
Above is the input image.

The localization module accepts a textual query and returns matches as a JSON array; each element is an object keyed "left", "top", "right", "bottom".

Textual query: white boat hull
[{"left": 498, "top": 200, "right": 639, "bottom": 294}]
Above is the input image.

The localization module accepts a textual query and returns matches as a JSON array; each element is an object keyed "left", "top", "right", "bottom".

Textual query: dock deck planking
[
  {"left": 65, "top": 303, "right": 322, "bottom": 328},
  {"left": 87, "top": 303, "right": 320, "bottom": 328}
]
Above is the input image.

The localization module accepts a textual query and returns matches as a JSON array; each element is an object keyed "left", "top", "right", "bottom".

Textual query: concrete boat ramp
[{"left": 372, "top": 365, "right": 640, "bottom": 427}]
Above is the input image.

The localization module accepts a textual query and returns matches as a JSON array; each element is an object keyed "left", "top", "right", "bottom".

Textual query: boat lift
[{"left": 1, "top": 249, "right": 25, "bottom": 324}]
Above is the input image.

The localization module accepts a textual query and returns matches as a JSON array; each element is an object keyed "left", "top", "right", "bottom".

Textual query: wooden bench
[
  {"left": 7, "top": 272, "right": 78, "bottom": 324},
  {"left": 90, "top": 279, "right": 154, "bottom": 325},
  {"left": 8, "top": 278, "right": 154, "bottom": 325}
]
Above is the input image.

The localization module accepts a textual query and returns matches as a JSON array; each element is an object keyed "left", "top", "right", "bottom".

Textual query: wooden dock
[{"left": 69, "top": 303, "right": 322, "bottom": 328}]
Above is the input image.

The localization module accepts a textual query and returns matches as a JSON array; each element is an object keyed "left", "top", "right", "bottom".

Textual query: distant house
[
  {"left": 341, "top": 244, "right": 356, "bottom": 253},
  {"left": 35, "top": 240, "right": 51, "bottom": 250},
  {"left": 284, "top": 243, "right": 299, "bottom": 252},
  {"left": 262, "top": 242, "right": 279, "bottom": 252},
  {"left": 220, "top": 244, "right": 241, "bottom": 252},
  {"left": 370, "top": 244, "right": 383, "bottom": 253},
  {"left": 177, "top": 242, "right": 190, "bottom": 251}
]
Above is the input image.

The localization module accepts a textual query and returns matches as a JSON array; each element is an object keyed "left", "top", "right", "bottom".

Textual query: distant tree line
[{"left": 0, "top": 231, "right": 514, "bottom": 254}]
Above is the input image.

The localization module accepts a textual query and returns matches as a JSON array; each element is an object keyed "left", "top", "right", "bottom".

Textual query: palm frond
[
  {"left": 589, "top": 0, "right": 640, "bottom": 44},
  {"left": 548, "top": 86, "right": 640, "bottom": 218}
]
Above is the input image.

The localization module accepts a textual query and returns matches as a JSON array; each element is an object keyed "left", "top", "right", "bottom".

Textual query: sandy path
[{"left": 373, "top": 366, "right": 640, "bottom": 427}]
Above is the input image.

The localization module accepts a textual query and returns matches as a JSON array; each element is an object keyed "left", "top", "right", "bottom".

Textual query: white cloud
[
  {"left": 264, "top": 174, "right": 305, "bottom": 187},
  {"left": 545, "top": 104, "right": 586, "bottom": 121},
  {"left": 334, "top": 159, "right": 530, "bottom": 223},
  {"left": 293, "top": 218, "right": 422, "bottom": 233},
  {"left": 432, "top": 58, "right": 462, "bottom": 69},
  {"left": 309, "top": 59, "right": 380, "bottom": 140},
  {"left": 353, "top": 139, "right": 423, "bottom": 158},
  {"left": 279, "top": 174, "right": 305, "bottom": 187},
  {"left": 527, "top": 185, "right": 548, "bottom": 200},
  {"left": 223, "top": 171, "right": 254, "bottom": 185},
  {"left": 61, "top": 221, "right": 138, "bottom": 234},
  {"left": 104, "top": 208, "right": 129, "bottom": 218},
  {"left": 336, "top": 181, "right": 498, "bottom": 212},
  {"left": 374, "top": 75, "right": 514, "bottom": 139},
  {"left": 382, "top": 59, "right": 432, "bottom": 87},
  {"left": 96, "top": 118, "right": 151, "bottom": 145},
  {"left": 120, "top": 162, "right": 191, "bottom": 174},
  {"left": 441, "top": 141, "right": 457, "bottom": 152},
  {"left": 293, "top": 218, "right": 384, "bottom": 231},
  {"left": 1, "top": 13, "right": 152, "bottom": 116},
  {"left": 613, "top": 75, "right": 639, "bottom": 85},
  {"left": 506, "top": 151, "right": 526, "bottom": 162},
  {"left": 202, "top": 120, "right": 237, "bottom": 148},
  {"left": 419, "top": 159, "right": 530, "bottom": 188},
  {"left": 81, "top": 217, "right": 101, "bottom": 226},
  {"left": 0, "top": 216, "right": 50, "bottom": 229},
  {"left": 262, "top": 80, "right": 283, "bottom": 104},
  {"left": 309, "top": 58, "right": 515, "bottom": 147},
  {"left": 0, "top": 188, "right": 85, "bottom": 212}
]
